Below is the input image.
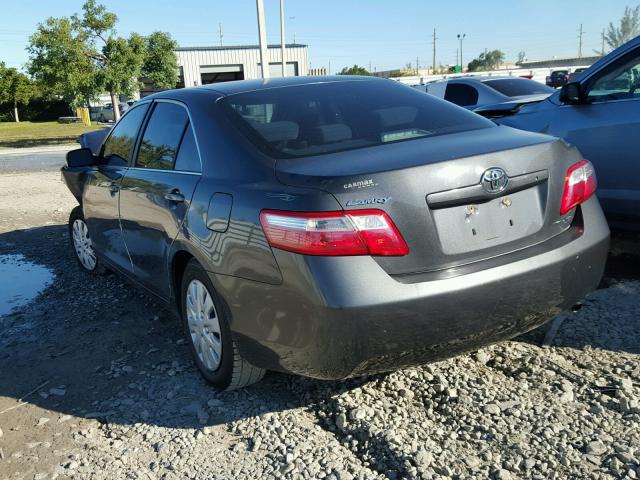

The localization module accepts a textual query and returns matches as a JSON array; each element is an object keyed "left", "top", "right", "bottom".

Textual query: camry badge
[{"left": 481, "top": 167, "right": 509, "bottom": 194}]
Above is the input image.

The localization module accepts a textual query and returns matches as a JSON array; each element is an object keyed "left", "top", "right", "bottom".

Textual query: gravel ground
[{"left": 0, "top": 171, "right": 638, "bottom": 480}]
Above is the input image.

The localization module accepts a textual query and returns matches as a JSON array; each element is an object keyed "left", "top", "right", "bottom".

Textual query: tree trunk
[
  {"left": 110, "top": 92, "right": 121, "bottom": 122},
  {"left": 13, "top": 100, "right": 20, "bottom": 123}
]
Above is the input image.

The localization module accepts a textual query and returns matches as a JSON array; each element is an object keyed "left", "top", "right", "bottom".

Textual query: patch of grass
[{"left": 0, "top": 121, "right": 105, "bottom": 148}]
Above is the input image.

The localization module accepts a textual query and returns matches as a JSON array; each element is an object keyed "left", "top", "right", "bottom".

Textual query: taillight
[
  {"left": 560, "top": 159, "right": 597, "bottom": 215},
  {"left": 259, "top": 209, "right": 409, "bottom": 256}
]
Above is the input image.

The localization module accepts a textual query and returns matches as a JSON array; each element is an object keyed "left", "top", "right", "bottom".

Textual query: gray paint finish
[{"left": 63, "top": 76, "right": 609, "bottom": 380}]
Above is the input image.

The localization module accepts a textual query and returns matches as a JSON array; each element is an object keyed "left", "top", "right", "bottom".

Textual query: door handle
[{"left": 164, "top": 191, "right": 185, "bottom": 203}]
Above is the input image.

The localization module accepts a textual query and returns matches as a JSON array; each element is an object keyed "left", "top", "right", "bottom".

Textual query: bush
[{"left": 0, "top": 99, "right": 72, "bottom": 122}]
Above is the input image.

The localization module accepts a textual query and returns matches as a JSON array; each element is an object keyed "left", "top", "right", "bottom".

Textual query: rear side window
[
  {"left": 136, "top": 102, "right": 189, "bottom": 170},
  {"left": 483, "top": 78, "right": 554, "bottom": 97},
  {"left": 444, "top": 83, "right": 479, "bottom": 107},
  {"left": 220, "top": 80, "right": 493, "bottom": 158},
  {"left": 102, "top": 104, "right": 149, "bottom": 166},
  {"left": 174, "top": 123, "right": 201, "bottom": 172}
]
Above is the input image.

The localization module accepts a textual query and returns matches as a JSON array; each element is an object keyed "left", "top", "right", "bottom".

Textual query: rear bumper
[{"left": 212, "top": 197, "right": 609, "bottom": 379}]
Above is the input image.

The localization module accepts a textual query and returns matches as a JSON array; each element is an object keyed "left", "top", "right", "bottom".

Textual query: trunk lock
[{"left": 501, "top": 197, "right": 513, "bottom": 208}]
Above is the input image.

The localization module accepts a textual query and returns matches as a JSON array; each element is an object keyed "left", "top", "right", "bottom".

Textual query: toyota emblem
[{"left": 481, "top": 167, "right": 509, "bottom": 194}]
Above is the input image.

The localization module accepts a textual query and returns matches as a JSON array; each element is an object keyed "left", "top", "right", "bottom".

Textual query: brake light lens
[
  {"left": 259, "top": 209, "right": 409, "bottom": 256},
  {"left": 559, "top": 159, "right": 597, "bottom": 215}
]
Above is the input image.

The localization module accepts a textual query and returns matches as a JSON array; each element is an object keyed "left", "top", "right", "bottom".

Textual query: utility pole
[
  {"left": 578, "top": 24, "right": 584, "bottom": 58},
  {"left": 369, "top": 60, "right": 372, "bottom": 73},
  {"left": 416, "top": 56, "right": 419, "bottom": 75},
  {"left": 218, "top": 22, "right": 223, "bottom": 47},
  {"left": 457, "top": 33, "right": 466, "bottom": 71},
  {"left": 256, "top": 0, "right": 269, "bottom": 79},
  {"left": 432, "top": 28, "right": 437, "bottom": 74},
  {"left": 279, "top": 0, "right": 286, "bottom": 77}
]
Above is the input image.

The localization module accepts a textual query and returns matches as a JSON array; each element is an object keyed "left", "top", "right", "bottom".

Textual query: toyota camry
[{"left": 62, "top": 76, "right": 609, "bottom": 390}]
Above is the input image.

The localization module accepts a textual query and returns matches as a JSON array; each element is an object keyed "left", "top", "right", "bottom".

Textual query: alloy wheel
[
  {"left": 186, "top": 279, "right": 222, "bottom": 371},
  {"left": 72, "top": 219, "right": 97, "bottom": 271}
]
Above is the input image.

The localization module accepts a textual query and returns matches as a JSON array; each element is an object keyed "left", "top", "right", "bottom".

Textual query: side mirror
[
  {"left": 66, "top": 148, "right": 96, "bottom": 168},
  {"left": 559, "top": 82, "right": 583, "bottom": 104}
]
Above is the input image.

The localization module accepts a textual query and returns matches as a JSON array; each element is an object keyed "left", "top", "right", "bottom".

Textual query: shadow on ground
[
  {"left": 0, "top": 225, "right": 381, "bottom": 431},
  {"left": 1, "top": 225, "right": 638, "bottom": 432}
]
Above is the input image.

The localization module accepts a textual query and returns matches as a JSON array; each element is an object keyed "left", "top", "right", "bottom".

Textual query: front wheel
[
  {"left": 69, "top": 206, "right": 105, "bottom": 274},
  {"left": 181, "top": 259, "right": 265, "bottom": 390}
]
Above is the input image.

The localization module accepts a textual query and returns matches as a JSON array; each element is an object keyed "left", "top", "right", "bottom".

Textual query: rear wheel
[
  {"left": 181, "top": 259, "right": 265, "bottom": 390},
  {"left": 69, "top": 206, "right": 105, "bottom": 274}
]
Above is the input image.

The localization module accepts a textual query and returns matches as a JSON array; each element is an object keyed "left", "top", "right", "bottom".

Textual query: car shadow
[
  {"left": 516, "top": 230, "right": 640, "bottom": 354},
  {"left": 1, "top": 225, "right": 638, "bottom": 433},
  {"left": 0, "top": 225, "right": 381, "bottom": 430}
]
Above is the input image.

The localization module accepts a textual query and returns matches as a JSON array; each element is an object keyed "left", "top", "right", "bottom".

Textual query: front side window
[
  {"left": 587, "top": 51, "right": 640, "bottom": 102},
  {"left": 136, "top": 102, "right": 189, "bottom": 170},
  {"left": 102, "top": 104, "right": 149, "bottom": 166},
  {"left": 444, "top": 83, "right": 479, "bottom": 107},
  {"left": 220, "top": 80, "right": 493, "bottom": 158}
]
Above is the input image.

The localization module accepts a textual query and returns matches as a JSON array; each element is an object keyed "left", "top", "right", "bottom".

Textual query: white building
[{"left": 174, "top": 43, "right": 308, "bottom": 88}]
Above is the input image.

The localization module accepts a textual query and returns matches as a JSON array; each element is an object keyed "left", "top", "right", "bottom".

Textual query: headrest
[
  {"left": 253, "top": 121, "right": 299, "bottom": 143},
  {"left": 310, "top": 124, "right": 353, "bottom": 145},
  {"left": 373, "top": 106, "right": 418, "bottom": 128}
]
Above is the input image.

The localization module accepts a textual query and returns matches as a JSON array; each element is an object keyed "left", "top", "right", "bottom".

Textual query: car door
[
  {"left": 118, "top": 100, "right": 202, "bottom": 298},
  {"left": 547, "top": 48, "right": 640, "bottom": 224},
  {"left": 83, "top": 103, "right": 150, "bottom": 272}
]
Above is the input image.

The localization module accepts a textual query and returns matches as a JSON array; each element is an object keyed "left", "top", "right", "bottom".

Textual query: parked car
[
  {"left": 61, "top": 76, "right": 609, "bottom": 390},
  {"left": 95, "top": 102, "right": 131, "bottom": 123},
  {"left": 414, "top": 76, "right": 554, "bottom": 110},
  {"left": 545, "top": 70, "right": 570, "bottom": 88},
  {"left": 567, "top": 67, "right": 588, "bottom": 82},
  {"left": 484, "top": 36, "right": 640, "bottom": 229}
]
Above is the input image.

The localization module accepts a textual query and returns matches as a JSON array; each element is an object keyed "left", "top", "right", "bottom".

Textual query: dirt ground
[{"left": 0, "top": 171, "right": 638, "bottom": 480}]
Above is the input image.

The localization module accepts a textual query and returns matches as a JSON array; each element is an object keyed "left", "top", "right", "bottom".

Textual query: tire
[
  {"left": 69, "top": 206, "right": 106, "bottom": 275},
  {"left": 181, "top": 259, "right": 265, "bottom": 390},
  {"left": 98, "top": 114, "right": 106, "bottom": 123}
]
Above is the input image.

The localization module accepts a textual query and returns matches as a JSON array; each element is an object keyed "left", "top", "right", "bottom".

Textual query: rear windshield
[
  {"left": 483, "top": 78, "right": 554, "bottom": 97},
  {"left": 219, "top": 80, "right": 494, "bottom": 158}
]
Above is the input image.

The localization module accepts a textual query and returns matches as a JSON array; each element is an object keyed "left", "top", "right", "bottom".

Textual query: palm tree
[{"left": 605, "top": 5, "right": 640, "bottom": 49}]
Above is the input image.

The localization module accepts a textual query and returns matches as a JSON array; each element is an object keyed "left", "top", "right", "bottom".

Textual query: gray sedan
[{"left": 61, "top": 76, "right": 608, "bottom": 390}]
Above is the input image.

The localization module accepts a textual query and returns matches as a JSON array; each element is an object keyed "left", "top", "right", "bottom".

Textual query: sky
[{"left": 0, "top": 0, "right": 634, "bottom": 73}]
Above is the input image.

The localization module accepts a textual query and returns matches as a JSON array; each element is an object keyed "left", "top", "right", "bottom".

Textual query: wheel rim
[
  {"left": 186, "top": 279, "right": 222, "bottom": 371},
  {"left": 72, "top": 219, "right": 97, "bottom": 271}
]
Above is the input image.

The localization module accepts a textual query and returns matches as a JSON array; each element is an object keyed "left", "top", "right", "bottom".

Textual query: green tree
[
  {"left": 337, "top": 65, "right": 370, "bottom": 76},
  {"left": 28, "top": 0, "right": 178, "bottom": 120},
  {"left": 0, "top": 63, "right": 37, "bottom": 122},
  {"left": 27, "top": 17, "right": 97, "bottom": 108},
  {"left": 467, "top": 50, "right": 505, "bottom": 72},
  {"left": 143, "top": 31, "right": 179, "bottom": 89},
  {"left": 605, "top": 5, "right": 640, "bottom": 49}
]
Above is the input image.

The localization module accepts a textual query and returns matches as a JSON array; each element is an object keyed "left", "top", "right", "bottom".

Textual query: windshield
[
  {"left": 483, "top": 78, "right": 554, "bottom": 97},
  {"left": 219, "top": 80, "right": 494, "bottom": 158}
]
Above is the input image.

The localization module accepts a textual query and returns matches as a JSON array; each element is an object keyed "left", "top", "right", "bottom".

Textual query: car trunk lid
[{"left": 275, "top": 126, "right": 579, "bottom": 276}]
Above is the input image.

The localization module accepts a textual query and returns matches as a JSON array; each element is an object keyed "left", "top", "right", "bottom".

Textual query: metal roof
[{"left": 175, "top": 44, "right": 307, "bottom": 52}]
